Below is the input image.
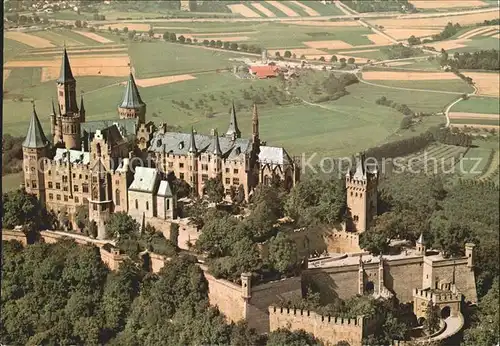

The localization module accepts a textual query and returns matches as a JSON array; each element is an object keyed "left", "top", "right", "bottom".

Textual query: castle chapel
[{"left": 22, "top": 49, "right": 300, "bottom": 238}]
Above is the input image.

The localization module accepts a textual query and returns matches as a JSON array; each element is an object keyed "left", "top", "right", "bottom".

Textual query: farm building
[{"left": 249, "top": 65, "right": 280, "bottom": 79}]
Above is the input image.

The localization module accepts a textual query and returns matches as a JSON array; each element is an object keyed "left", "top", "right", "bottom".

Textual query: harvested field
[
  {"left": 304, "top": 40, "right": 353, "bottom": 49},
  {"left": 464, "top": 72, "right": 500, "bottom": 97},
  {"left": 4, "top": 32, "right": 55, "bottom": 48},
  {"left": 362, "top": 71, "right": 459, "bottom": 80},
  {"left": 41, "top": 66, "right": 130, "bottom": 81},
  {"left": 364, "top": 34, "right": 394, "bottom": 45},
  {"left": 251, "top": 2, "right": 276, "bottom": 17},
  {"left": 369, "top": 11, "right": 499, "bottom": 29},
  {"left": 30, "top": 47, "right": 128, "bottom": 55},
  {"left": 409, "top": 1, "right": 487, "bottom": 9},
  {"left": 288, "top": 20, "right": 360, "bottom": 27},
  {"left": 459, "top": 26, "right": 498, "bottom": 39},
  {"left": 341, "top": 48, "right": 379, "bottom": 54},
  {"left": 386, "top": 61, "right": 414, "bottom": 66},
  {"left": 268, "top": 48, "right": 328, "bottom": 56},
  {"left": 484, "top": 29, "right": 500, "bottom": 36},
  {"left": 73, "top": 31, "right": 114, "bottom": 43},
  {"left": 134, "top": 74, "right": 196, "bottom": 87},
  {"left": 227, "top": 4, "right": 261, "bottom": 18},
  {"left": 449, "top": 112, "right": 499, "bottom": 120},
  {"left": 266, "top": 1, "right": 299, "bottom": 16},
  {"left": 290, "top": 1, "right": 320, "bottom": 16},
  {"left": 426, "top": 39, "right": 471, "bottom": 50},
  {"left": 100, "top": 23, "right": 151, "bottom": 31},
  {"left": 4, "top": 69, "right": 11, "bottom": 87},
  {"left": 493, "top": 33, "right": 500, "bottom": 39},
  {"left": 383, "top": 28, "right": 441, "bottom": 39},
  {"left": 451, "top": 124, "right": 499, "bottom": 129}
]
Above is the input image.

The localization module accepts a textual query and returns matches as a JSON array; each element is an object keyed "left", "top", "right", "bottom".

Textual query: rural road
[{"left": 83, "top": 6, "right": 498, "bottom": 25}]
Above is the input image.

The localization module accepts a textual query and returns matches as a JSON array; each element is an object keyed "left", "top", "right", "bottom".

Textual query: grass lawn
[
  {"left": 362, "top": 79, "right": 474, "bottom": 94},
  {"left": 30, "top": 30, "right": 87, "bottom": 47},
  {"left": 450, "top": 36, "right": 500, "bottom": 53},
  {"left": 451, "top": 119, "right": 500, "bottom": 126},
  {"left": 129, "top": 42, "right": 245, "bottom": 78},
  {"left": 452, "top": 96, "right": 500, "bottom": 114},
  {"left": 4, "top": 68, "right": 43, "bottom": 91},
  {"left": 299, "top": 1, "right": 344, "bottom": 15},
  {"left": 4, "top": 39, "right": 33, "bottom": 61},
  {"left": 1, "top": 173, "right": 24, "bottom": 193}
]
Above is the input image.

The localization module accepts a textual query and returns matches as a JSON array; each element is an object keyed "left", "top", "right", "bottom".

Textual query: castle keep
[{"left": 22, "top": 49, "right": 300, "bottom": 237}]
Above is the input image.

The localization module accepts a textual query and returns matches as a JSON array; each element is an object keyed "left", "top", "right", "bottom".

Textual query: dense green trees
[
  {"left": 382, "top": 44, "right": 424, "bottom": 59},
  {"left": 2, "top": 135, "right": 24, "bottom": 175},
  {"left": 431, "top": 22, "right": 462, "bottom": 42},
  {"left": 204, "top": 176, "right": 224, "bottom": 204},
  {"left": 446, "top": 50, "right": 499, "bottom": 71}
]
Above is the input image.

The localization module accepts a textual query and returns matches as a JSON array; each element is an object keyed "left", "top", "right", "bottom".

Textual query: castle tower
[
  {"left": 88, "top": 130, "right": 113, "bottom": 239},
  {"left": 79, "top": 94, "right": 86, "bottom": 124},
  {"left": 416, "top": 233, "right": 426, "bottom": 256},
  {"left": 250, "top": 103, "right": 261, "bottom": 187},
  {"left": 358, "top": 255, "right": 364, "bottom": 295},
  {"left": 225, "top": 101, "right": 241, "bottom": 139},
  {"left": 57, "top": 47, "right": 81, "bottom": 150},
  {"left": 49, "top": 98, "right": 58, "bottom": 143},
  {"left": 188, "top": 127, "right": 199, "bottom": 195},
  {"left": 211, "top": 129, "right": 222, "bottom": 176},
  {"left": 465, "top": 243, "right": 475, "bottom": 268},
  {"left": 23, "top": 104, "right": 50, "bottom": 205},
  {"left": 345, "top": 153, "right": 378, "bottom": 232},
  {"left": 241, "top": 272, "right": 252, "bottom": 299},
  {"left": 118, "top": 72, "right": 146, "bottom": 124}
]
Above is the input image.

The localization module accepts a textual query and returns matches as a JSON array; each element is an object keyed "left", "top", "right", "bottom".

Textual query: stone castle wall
[{"left": 269, "top": 306, "right": 371, "bottom": 346}]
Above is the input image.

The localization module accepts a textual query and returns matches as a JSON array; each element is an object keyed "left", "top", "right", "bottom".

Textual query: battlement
[
  {"left": 269, "top": 306, "right": 368, "bottom": 327},
  {"left": 413, "top": 288, "right": 462, "bottom": 303}
]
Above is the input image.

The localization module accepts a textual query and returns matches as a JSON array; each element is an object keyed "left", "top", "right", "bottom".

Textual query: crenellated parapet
[
  {"left": 413, "top": 287, "right": 462, "bottom": 303},
  {"left": 269, "top": 305, "right": 367, "bottom": 327}
]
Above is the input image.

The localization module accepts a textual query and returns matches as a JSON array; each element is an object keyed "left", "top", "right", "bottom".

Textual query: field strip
[
  {"left": 5, "top": 32, "right": 55, "bottom": 48},
  {"left": 73, "top": 31, "right": 114, "bottom": 43},
  {"left": 449, "top": 112, "right": 499, "bottom": 120},
  {"left": 180, "top": 31, "right": 258, "bottom": 37},
  {"left": 340, "top": 48, "right": 379, "bottom": 54},
  {"left": 451, "top": 123, "right": 499, "bottom": 129},
  {"left": 386, "top": 61, "right": 414, "bottom": 66},
  {"left": 458, "top": 26, "right": 491, "bottom": 38},
  {"left": 185, "top": 36, "right": 250, "bottom": 42},
  {"left": 134, "top": 74, "right": 196, "bottom": 87},
  {"left": 362, "top": 71, "right": 460, "bottom": 81},
  {"left": 479, "top": 150, "right": 499, "bottom": 180},
  {"left": 29, "top": 48, "right": 128, "bottom": 55},
  {"left": 368, "top": 12, "right": 500, "bottom": 29},
  {"left": 464, "top": 72, "right": 500, "bottom": 97},
  {"left": 460, "top": 26, "right": 497, "bottom": 39},
  {"left": 250, "top": 2, "right": 276, "bottom": 17},
  {"left": 286, "top": 20, "right": 360, "bottom": 27},
  {"left": 484, "top": 29, "right": 500, "bottom": 36},
  {"left": 289, "top": 1, "right": 320, "bottom": 16},
  {"left": 383, "top": 28, "right": 441, "bottom": 40},
  {"left": 3, "top": 69, "right": 11, "bottom": 87},
  {"left": 6, "top": 56, "right": 130, "bottom": 68},
  {"left": 364, "top": 34, "right": 394, "bottom": 45},
  {"left": 100, "top": 23, "right": 151, "bottom": 31},
  {"left": 268, "top": 48, "right": 328, "bottom": 56},
  {"left": 41, "top": 66, "right": 130, "bottom": 82},
  {"left": 358, "top": 77, "right": 465, "bottom": 95},
  {"left": 304, "top": 40, "right": 353, "bottom": 49},
  {"left": 409, "top": 1, "right": 488, "bottom": 9},
  {"left": 426, "top": 38, "right": 471, "bottom": 50},
  {"left": 266, "top": 1, "right": 299, "bottom": 17},
  {"left": 481, "top": 27, "right": 500, "bottom": 36},
  {"left": 227, "top": 4, "right": 261, "bottom": 18}
]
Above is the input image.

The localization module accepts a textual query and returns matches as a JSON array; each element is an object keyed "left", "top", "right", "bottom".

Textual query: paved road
[{"left": 432, "top": 314, "right": 464, "bottom": 341}]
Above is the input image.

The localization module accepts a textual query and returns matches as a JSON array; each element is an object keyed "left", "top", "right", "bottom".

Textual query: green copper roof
[
  {"left": 56, "top": 48, "right": 75, "bottom": 83},
  {"left": 225, "top": 101, "right": 241, "bottom": 138},
  {"left": 23, "top": 105, "right": 49, "bottom": 148},
  {"left": 119, "top": 73, "right": 145, "bottom": 109}
]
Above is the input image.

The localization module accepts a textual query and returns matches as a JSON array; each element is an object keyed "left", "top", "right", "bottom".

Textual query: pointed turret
[
  {"left": 23, "top": 103, "right": 49, "bottom": 149},
  {"left": 252, "top": 103, "right": 259, "bottom": 140},
  {"left": 417, "top": 233, "right": 424, "bottom": 244},
  {"left": 57, "top": 47, "right": 75, "bottom": 83},
  {"left": 212, "top": 129, "right": 222, "bottom": 156},
  {"left": 119, "top": 73, "right": 145, "bottom": 109},
  {"left": 188, "top": 127, "right": 198, "bottom": 154},
  {"left": 353, "top": 153, "right": 366, "bottom": 180},
  {"left": 79, "top": 94, "right": 86, "bottom": 123},
  {"left": 225, "top": 101, "right": 241, "bottom": 139}
]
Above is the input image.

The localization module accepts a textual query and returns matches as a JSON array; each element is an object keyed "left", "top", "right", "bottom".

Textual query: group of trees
[
  {"left": 341, "top": 0, "right": 415, "bottom": 13},
  {"left": 376, "top": 96, "right": 414, "bottom": 117},
  {"left": 2, "top": 135, "right": 24, "bottom": 175},
  {"left": 382, "top": 44, "right": 424, "bottom": 59},
  {"left": 4, "top": 12, "right": 50, "bottom": 26},
  {"left": 162, "top": 30, "right": 263, "bottom": 54},
  {"left": 2, "top": 241, "right": 317, "bottom": 345},
  {"left": 445, "top": 50, "right": 499, "bottom": 71},
  {"left": 291, "top": 71, "right": 358, "bottom": 103},
  {"left": 430, "top": 22, "right": 462, "bottom": 42}
]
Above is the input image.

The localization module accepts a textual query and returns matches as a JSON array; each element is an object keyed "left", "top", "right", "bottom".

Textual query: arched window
[
  {"left": 115, "top": 189, "right": 120, "bottom": 206},
  {"left": 96, "top": 143, "right": 101, "bottom": 157},
  {"left": 146, "top": 201, "right": 149, "bottom": 211},
  {"left": 166, "top": 199, "right": 170, "bottom": 210},
  {"left": 135, "top": 199, "right": 138, "bottom": 209}
]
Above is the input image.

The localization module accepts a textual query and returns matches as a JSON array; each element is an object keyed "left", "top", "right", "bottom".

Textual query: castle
[{"left": 22, "top": 48, "right": 300, "bottom": 238}]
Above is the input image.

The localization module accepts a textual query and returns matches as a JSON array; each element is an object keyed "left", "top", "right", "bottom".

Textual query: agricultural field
[
  {"left": 452, "top": 96, "right": 500, "bottom": 114},
  {"left": 397, "top": 144, "right": 469, "bottom": 175}
]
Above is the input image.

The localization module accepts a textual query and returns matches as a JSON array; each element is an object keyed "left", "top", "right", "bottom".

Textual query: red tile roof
[{"left": 249, "top": 65, "right": 279, "bottom": 78}]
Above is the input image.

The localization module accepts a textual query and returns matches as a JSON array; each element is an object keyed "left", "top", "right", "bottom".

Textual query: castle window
[
  {"left": 180, "top": 173, "right": 184, "bottom": 180},
  {"left": 115, "top": 190, "right": 120, "bottom": 206},
  {"left": 48, "top": 182, "right": 53, "bottom": 189},
  {"left": 350, "top": 192, "right": 353, "bottom": 196},
  {"left": 234, "top": 169, "right": 239, "bottom": 174},
  {"left": 360, "top": 193, "right": 363, "bottom": 198},
  {"left": 32, "top": 181, "right": 37, "bottom": 188},
  {"left": 180, "top": 163, "right": 184, "bottom": 168},
  {"left": 85, "top": 175, "right": 88, "bottom": 180},
  {"left": 166, "top": 199, "right": 170, "bottom": 210},
  {"left": 49, "top": 193, "right": 53, "bottom": 200},
  {"left": 233, "top": 178, "right": 239, "bottom": 185},
  {"left": 226, "top": 168, "right": 230, "bottom": 173},
  {"left": 26, "top": 181, "right": 30, "bottom": 188},
  {"left": 202, "top": 164, "right": 208, "bottom": 171},
  {"left": 93, "top": 204, "right": 97, "bottom": 211},
  {"left": 75, "top": 197, "right": 79, "bottom": 203},
  {"left": 57, "top": 195, "right": 61, "bottom": 201},
  {"left": 202, "top": 174, "right": 208, "bottom": 182},
  {"left": 355, "top": 192, "right": 358, "bottom": 197},
  {"left": 82, "top": 184, "right": 89, "bottom": 193},
  {"left": 56, "top": 183, "right": 61, "bottom": 189},
  {"left": 146, "top": 201, "right": 149, "bottom": 211},
  {"left": 168, "top": 162, "right": 173, "bottom": 168},
  {"left": 73, "top": 173, "right": 76, "bottom": 178},
  {"left": 63, "top": 175, "right": 69, "bottom": 183},
  {"left": 79, "top": 174, "right": 82, "bottom": 179},
  {"left": 48, "top": 170, "right": 52, "bottom": 175},
  {"left": 74, "top": 185, "right": 79, "bottom": 192},
  {"left": 63, "top": 186, "right": 68, "bottom": 192},
  {"left": 135, "top": 200, "right": 138, "bottom": 209},
  {"left": 225, "top": 178, "right": 230, "bottom": 184},
  {"left": 64, "top": 195, "right": 68, "bottom": 202},
  {"left": 59, "top": 91, "right": 63, "bottom": 96}
]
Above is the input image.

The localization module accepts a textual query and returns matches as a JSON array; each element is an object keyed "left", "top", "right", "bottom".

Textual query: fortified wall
[{"left": 268, "top": 306, "right": 377, "bottom": 346}]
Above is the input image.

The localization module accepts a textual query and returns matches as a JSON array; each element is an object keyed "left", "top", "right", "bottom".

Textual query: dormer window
[
  {"left": 235, "top": 147, "right": 241, "bottom": 155},
  {"left": 179, "top": 141, "right": 184, "bottom": 150},
  {"left": 157, "top": 139, "right": 162, "bottom": 146}
]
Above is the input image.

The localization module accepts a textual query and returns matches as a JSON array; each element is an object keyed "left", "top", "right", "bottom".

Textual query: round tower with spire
[
  {"left": 23, "top": 103, "right": 50, "bottom": 205},
  {"left": 225, "top": 101, "right": 241, "bottom": 140},
  {"left": 118, "top": 71, "right": 146, "bottom": 124},
  {"left": 187, "top": 127, "right": 199, "bottom": 196}
]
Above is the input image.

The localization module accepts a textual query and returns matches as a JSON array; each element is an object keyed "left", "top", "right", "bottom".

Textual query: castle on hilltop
[{"left": 22, "top": 48, "right": 300, "bottom": 238}]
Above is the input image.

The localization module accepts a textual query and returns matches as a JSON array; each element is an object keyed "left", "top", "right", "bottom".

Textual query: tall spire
[
  {"left": 212, "top": 129, "right": 222, "bottom": 156},
  {"left": 57, "top": 47, "right": 75, "bottom": 83},
  {"left": 353, "top": 152, "right": 366, "bottom": 180},
  {"left": 23, "top": 102, "right": 49, "bottom": 148},
  {"left": 119, "top": 73, "right": 145, "bottom": 109},
  {"left": 188, "top": 127, "right": 197, "bottom": 154},
  {"left": 225, "top": 101, "right": 241, "bottom": 139},
  {"left": 252, "top": 103, "right": 259, "bottom": 140},
  {"left": 417, "top": 233, "right": 424, "bottom": 244},
  {"left": 80, "top": 94, "right": 86, "bottom": 113}
]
